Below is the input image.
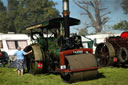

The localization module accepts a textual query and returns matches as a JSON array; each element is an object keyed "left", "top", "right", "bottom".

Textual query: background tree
[
  {"left": 7, "top": 0, "right": 18, "bottom": 32},
  {"left": 121, "top": 0, "right": 128, "bottom": 14},
  {"left": 75, "top": 23, "right": 90, "bottom": 35},
  {"left": 112, "top": 0, "right": 128, "bottom": 31},
  {"left": 112, "top": 20, "right": 128, "bottom": 30},
  {"left": 72, "top": 0, "right": 111, "bottom": 33},
  {"left": 76, "top": 27, "right": 88, "bottom": 36},
  {"left": 0, "top": 0, "right": 8, "bottom": 33},
  {"left": 0, "top": 0, "right": 60, "bottom": 33},
  {"left": 14, "top": 0, "right": 60, "bottom": 33}
]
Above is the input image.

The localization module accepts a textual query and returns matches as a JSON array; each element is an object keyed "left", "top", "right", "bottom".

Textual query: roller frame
[{"left": 57, "top": 48, "right": 98, "bottom": 73}]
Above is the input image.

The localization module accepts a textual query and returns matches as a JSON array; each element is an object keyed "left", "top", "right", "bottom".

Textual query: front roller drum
[{"left": 61, "top": 53, "right": 98, "bottom": 83}]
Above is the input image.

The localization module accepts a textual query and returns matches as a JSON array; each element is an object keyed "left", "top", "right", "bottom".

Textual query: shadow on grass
[
  {"left": 97, "top": 72, "right": 105, "bottom": 79},
  {"left": 41, "top": 72, "right": 60, "bottom": 75},
  {"left": 112, "top": 64, "right": 128, "bottom": 68},
  {"left": 24, "top": 69, "right": 106, "bottom": 84},
  {"left": 63, "top": 72, "right": 106, "bottom": 84}
]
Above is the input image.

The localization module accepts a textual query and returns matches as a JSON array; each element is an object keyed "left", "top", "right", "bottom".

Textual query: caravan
[{"left": 0, "top": 33, "right": 30, "bottom": 60}]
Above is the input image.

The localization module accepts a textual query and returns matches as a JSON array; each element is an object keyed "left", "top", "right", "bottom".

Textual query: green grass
[{"left": 0, "top": 66, "right": 128, "bottom": 85}]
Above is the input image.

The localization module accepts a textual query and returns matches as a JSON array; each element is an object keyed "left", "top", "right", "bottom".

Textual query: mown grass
[{"left": 0, "top": 66, "right": 128, "bottom": 85}]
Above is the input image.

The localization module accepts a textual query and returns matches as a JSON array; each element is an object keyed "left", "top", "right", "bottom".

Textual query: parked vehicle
[
  {"left": 95, "top": 31, "right": 128, "bottom": 67},
  {"left": 0, "top": 49, "right": 9, "bottom": 66}
]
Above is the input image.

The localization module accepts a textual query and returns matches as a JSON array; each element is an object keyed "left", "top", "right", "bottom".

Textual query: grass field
[{"left": 0, "top": 66, "right": 128, "bottom": 85}]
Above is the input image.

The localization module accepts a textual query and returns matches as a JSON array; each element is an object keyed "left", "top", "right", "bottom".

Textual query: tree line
[{"left": 0, "top": 0, "right": 60, "bottom": 33}]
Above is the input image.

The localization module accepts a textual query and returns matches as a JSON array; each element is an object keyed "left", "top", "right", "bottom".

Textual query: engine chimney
[{"left": 63, "top": 0, "right": 70, "bottom": 38}]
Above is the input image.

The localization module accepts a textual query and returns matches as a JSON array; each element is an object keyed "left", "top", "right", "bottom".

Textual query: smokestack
[{"left": 63, "top": 0, "right": 70, "bottom": 37}]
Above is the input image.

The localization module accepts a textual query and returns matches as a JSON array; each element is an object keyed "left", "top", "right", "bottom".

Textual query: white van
[{"left": 0, "top": 33, "right": 30, "bottom": 59}]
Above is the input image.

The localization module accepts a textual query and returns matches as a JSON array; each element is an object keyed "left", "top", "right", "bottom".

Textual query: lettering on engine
[{"left": 72, "top": 50, "right": 83, "bottom": 54}]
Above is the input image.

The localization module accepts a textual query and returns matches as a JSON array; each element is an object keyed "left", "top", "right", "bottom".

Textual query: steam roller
[{"left": 24, "top": 0, "right": 98, "bottom": 82}]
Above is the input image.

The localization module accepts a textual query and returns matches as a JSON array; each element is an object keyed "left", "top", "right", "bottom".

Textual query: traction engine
[{"left": 95, "top": 32, "right": 128, "bottom": 67}]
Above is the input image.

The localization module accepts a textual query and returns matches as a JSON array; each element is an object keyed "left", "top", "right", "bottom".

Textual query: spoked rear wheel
[
  {"left": 95, "top": 43, "right": 115, "bottom": 67},
  {"left": 24, "top": 45, "right": 43, "bottom": 74}
]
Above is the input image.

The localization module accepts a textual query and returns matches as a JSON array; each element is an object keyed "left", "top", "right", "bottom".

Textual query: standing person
[{"left": 14, "top": 46, "right": 32, "bottom": 76}]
